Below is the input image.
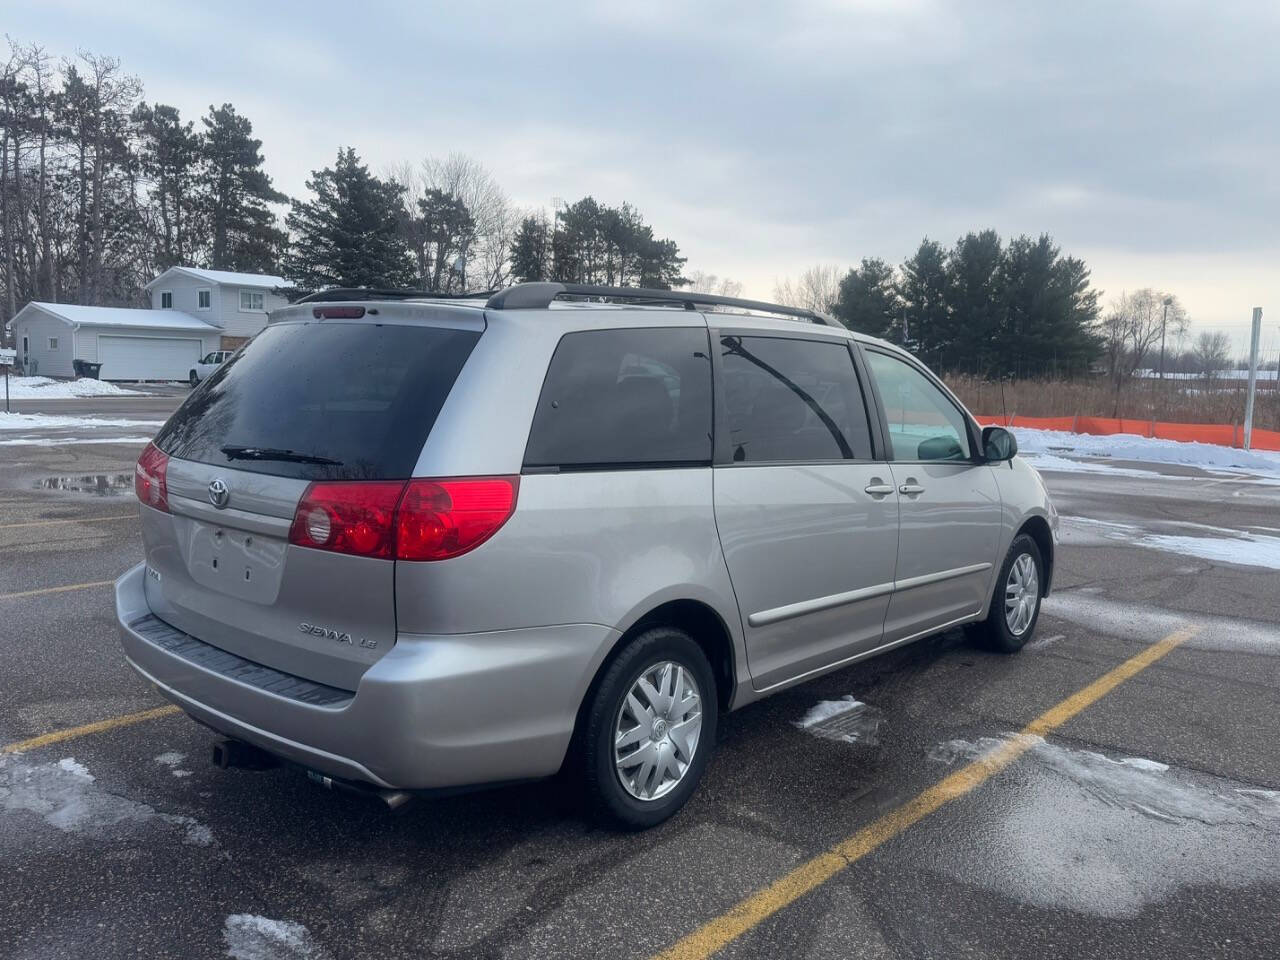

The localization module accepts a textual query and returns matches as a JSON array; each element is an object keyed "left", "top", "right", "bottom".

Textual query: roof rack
[
  {"left": 485, "top": 282, "right": 833, "bottom": 326},
  {"left": 295, "top": 287, "right": 498, "bottom": 304}
]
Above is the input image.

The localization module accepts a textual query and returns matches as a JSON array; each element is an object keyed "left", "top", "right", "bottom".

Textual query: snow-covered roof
[
  {"left": 144, "top": 266, "right": 288, "bottom": 290},
  {"left": 9, "top": 302, "right": 220, "bottom": 332}
]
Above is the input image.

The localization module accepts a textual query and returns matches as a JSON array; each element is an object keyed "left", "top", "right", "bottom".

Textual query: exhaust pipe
[
  {"left": 211, "top": 737, "right": 280, "bottom": 771},
  {"left": 307, "top": 769, "right": 414, "bottom": 811}
]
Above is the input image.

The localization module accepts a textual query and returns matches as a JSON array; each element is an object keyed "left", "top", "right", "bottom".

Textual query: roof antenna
[{"left": 999, "top": 376, "right": 1009, "bottom": 426}]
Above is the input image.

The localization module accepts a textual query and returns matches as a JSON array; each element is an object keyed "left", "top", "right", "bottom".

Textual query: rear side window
[
  {"left": 154, "top": 321, "right": 479, "bottom": 480},
  {"left": 720, "top": 335, "right": 873, "bottom": 463},
  {"left": 524, "top": 327, "right": 712, "bottom": 469}
]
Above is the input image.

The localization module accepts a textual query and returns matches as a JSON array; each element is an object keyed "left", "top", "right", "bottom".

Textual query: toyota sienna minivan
[{"left": 116, "top": 281, "right": 1057, "bottom": 828}]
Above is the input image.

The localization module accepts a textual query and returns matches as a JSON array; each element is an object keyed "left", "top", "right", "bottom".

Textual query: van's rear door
[{"left": 142, "top": 312, "right": 481, "bottom": 690}]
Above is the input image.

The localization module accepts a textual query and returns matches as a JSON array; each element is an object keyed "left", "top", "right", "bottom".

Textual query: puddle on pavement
[
  {"left": 796, "top": 696, "right": 885, "bottom": 746},
  {"left": 34, "top": 473, "right": 132, "bottom": 496}
]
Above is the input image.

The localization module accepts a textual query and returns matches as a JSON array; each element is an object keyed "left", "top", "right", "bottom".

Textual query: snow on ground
[
  {"left": 0, "top": 412, "right": 163, "bottom": 431},
  {"left": 2, "top": 375, "right": 142, "bottom": 398},
  {"left": 223, "top": 915, "right": 331, "bottom": 960},
  {"left": 796, "top": 696, "right": 885, "bottom": 745},
  {"left": 1059, "top": 515, "right": 1280, "bottom": 570},
  {"left": 921, "top": 733, "right": 1280, "bottom": 917},
  {"left": 0, "top": 435, "right": 154, "bottom": 446},
  {"left": 1013, "top": 426, "right": 1280, "bottom": 476},
  {"left": 0, "top": 753, "right": 213, "bottom": 845},
  {"left": 1043, "top": 591, "right": 1280, "bottom": 655}
]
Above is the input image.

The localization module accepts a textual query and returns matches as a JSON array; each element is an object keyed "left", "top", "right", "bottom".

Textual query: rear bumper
[{"left": 115, "top": 563, "right": 618, "bottom": 790}]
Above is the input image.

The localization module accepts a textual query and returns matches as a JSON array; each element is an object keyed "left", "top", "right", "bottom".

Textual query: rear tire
[
  {"left": 968, "top": 533, "right": 1044, "bottom": 653},
  {"left": 581, "top": 626, "right": 717, "bottom": 830},
  {"left": 189, "top": 370, "right": 199, "bottom": 387}
]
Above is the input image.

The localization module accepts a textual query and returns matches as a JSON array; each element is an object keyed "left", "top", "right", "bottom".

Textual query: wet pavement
[{"left": 1, "top": 408, "right": 1278, "bottom": 959}]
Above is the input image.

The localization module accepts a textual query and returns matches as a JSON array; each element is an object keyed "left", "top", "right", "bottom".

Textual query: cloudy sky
[{"left": 10, "top": 0, "right": 1278, "bottom": 355}]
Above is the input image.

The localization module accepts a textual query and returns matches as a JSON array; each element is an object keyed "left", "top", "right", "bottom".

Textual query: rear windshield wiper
[{"left": 220, "top": 445, "right": 343, "bottom": 466}]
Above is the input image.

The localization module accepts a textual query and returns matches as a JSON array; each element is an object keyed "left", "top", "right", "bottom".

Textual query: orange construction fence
[{"left": 973, "top": 413, "right": 1280, "bottom": 453}]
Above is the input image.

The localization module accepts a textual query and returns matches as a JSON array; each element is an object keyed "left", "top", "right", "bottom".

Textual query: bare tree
[
  {"left": 773, "top": 264, "right": 841, "bottom": 314},
  {"left": 683, "top": 270, "right": 743, "bottom": 298},
  {"left": 1192, "top": 330, "right": 1231, "bottom": 380},
  {"left": 389, "top": 153, "right": 514, "bottom": 291},
  {"left": 1101, "top": 289, "right": 1189, "bottom": 410}
]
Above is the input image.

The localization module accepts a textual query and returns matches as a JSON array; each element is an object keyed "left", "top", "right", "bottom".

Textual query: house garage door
[{"left": 98, "top": 336, "right": 202, "bottom": 381}]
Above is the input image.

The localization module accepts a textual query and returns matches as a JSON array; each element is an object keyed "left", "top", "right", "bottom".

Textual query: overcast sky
[{"left": 10, "top": 0, "right": 1279, "bottom": 355}]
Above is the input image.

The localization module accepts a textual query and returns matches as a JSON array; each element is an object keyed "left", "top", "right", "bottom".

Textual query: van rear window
[{"left": 154, "top": 321, "right": 479, "bottom": 480}]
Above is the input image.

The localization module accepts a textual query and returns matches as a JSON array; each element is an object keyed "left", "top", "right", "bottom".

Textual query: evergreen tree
[
  {"left": 549, "top": 196, "right": 686, "bottom": 288},
  {"left": 416, "top": 188, "right": 474, "bottom": 292},
  {"left": 897, "top": 238, "right": 949, "bottom": 365},
  {"left": 510, "top": 214, "right": 551, "bottom": 282},
  {"left": 200, "top": 103, "right": 285, "bottom": 273},
  {"left": 283, "top": 147, "right": 414, "bottom": 293},
  {"left": 133, "top": 102, "right": 200, "bottom": 269},
  {"left": 944, "top": 230, "right": 1005, "bottom": 375},
  {"left": 832, "top": 257, "right": 900, "bottom": 336}
]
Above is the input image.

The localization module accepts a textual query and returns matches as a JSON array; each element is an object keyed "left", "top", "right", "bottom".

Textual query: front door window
[{"left": 865, "top": 350, "right": 971, "bottom": 461}]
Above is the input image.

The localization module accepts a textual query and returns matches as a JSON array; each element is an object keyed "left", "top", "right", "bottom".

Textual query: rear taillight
[
  {"left": 396, "top": 477, "right": 519, "bottom": 561},
  {"left": 289, "top": 481, "right": 403, "bottom": 559},
  {"left": 135, "top": 442, "right": 169, "bottom": 512},
  {"left": 286, "top": 477, "right": 519, "bottom": 561}
]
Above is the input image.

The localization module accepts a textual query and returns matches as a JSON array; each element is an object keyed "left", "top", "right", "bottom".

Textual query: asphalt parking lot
[{"left": 3, "top": 398, "right": 1279, "bottom": 960}]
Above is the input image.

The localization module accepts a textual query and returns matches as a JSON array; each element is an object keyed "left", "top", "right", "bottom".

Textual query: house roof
[
  {"left": 144, "top": 266, "right": 288, "bottom": 290},
  {"left": 8, "top": 302, "right": 221, "bottom": 332}
]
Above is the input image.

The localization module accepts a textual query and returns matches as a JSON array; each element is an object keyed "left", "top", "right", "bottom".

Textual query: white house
[{"left": 6, "top": 267, "right": 288, "bottom": 381}]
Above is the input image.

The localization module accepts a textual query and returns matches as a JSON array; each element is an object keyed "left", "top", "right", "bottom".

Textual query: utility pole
[
  {"left": 1158, "top": 296, "right": 1172, "bottom": 379},
  {"left": 1243, "top": 307, "right": 1263, "bottom": 450}
]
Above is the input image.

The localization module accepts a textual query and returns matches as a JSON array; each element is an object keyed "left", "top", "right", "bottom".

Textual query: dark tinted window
[
  {"left": 720, "top": 336, "right": 873, "bottom": 462},
  {"left": 524, "top": 327, "right": 712, "bottom": 468},
  {"left": 154, "top": 321, "right": 479, "bottom": 480}
]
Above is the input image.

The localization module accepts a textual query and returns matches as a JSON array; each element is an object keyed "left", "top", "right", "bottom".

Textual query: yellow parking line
[
  {"left": 0, "top": 514, "right": 135, "bottom": 530},
  {"left": 1, "top": 705, "right": 181, "bottom": 755},
  {"left": 0, "top": 579, "right": 115, "bottom": 600},
  {"left": 651, "top": 624, "right": 1200, "bottom": 960}
]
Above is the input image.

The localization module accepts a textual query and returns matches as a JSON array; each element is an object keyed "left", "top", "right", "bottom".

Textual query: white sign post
[
  {"left": 1243, "top": 307, "right": 1263, "bottom": 451},
  {"left": 0, "top": 347, "right": 16, "bottom": 413}
]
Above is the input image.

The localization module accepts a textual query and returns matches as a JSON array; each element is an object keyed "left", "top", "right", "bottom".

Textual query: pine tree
[
  {"left": 200, "top": 103, "right": 285, "bottom": 273},
  {"left": 510, "top": 214, "right": 550, "bottom": 282},
  {"left": 133, "top": 102, "right": 200, "bottom": 269},
  {"left": 832, "top": 257, "right": 900, "bottom": 336},
  {"left": 898, "top": 238, "right": 949, "bottom": 366},
  {"left": 944, "top": 230, "right": 1005, "bottom": 376},
  {"left": 283, "top": 147, "right": 415, "bottom": 293}
]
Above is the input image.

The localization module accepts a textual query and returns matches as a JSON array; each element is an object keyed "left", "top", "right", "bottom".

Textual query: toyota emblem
[{"left": 208, "top": 478, "right": 230, "bottom": 509}]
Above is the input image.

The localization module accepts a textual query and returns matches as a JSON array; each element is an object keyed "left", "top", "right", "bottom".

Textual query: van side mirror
[{"left": 982, "top": 426, "right": 1017, "bottom": 462}]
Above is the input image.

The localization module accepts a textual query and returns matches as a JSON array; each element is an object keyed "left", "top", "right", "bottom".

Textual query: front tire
[
  {"left": 189, "top": 370, "right": 199, "bottom": 387},
  {"left": 581, "top": 626, "right": 717, "bottom": 830},
  {"left": 969, "top": 533, "right": 1044, "bottom": 653}
]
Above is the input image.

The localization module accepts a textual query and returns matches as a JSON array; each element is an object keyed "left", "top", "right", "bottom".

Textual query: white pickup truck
[{"left": 189, "top": 350, "right": 231, "bottom": 387}]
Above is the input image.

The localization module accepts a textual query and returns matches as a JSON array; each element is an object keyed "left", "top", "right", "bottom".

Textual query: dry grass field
[{"left": 945, "top": 374, "right": 1280, "bottom": 431}]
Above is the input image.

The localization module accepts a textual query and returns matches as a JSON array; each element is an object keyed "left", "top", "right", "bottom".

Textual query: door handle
[
  {"left": 864, "top": 480, "right": 894, "bottom": 497},
  {"left": 899, "top": 481, "right": 925, "bottom": 496}
]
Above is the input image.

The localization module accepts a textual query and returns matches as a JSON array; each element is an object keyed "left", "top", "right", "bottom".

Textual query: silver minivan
[{"left": 116, "top": 282, "right": 1058, "bottom": 828}]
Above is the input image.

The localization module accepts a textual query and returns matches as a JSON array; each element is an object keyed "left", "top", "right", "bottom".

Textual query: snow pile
[
  {"left": 223, "top": 915, "right": 331, "bottom": 960},
  {"left": 2, "top": 375, "right": 142, "bottom": 398},
  {"left": 1013, "top": 426, "right": 1280, "bottom": 475},
  {"left": 0, "top": 412, "right": 163, "bottom": 431}
]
